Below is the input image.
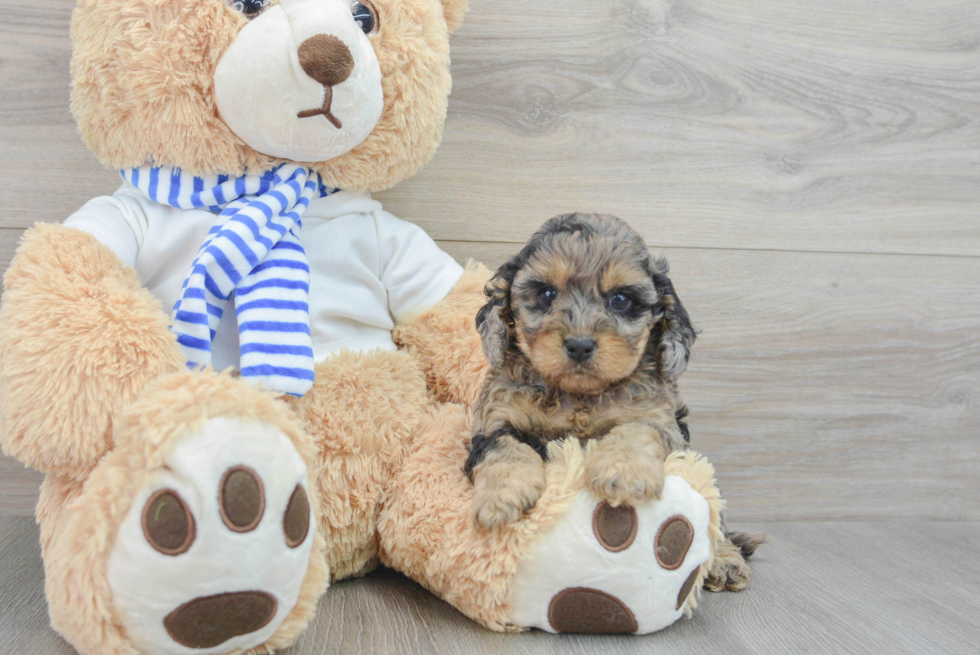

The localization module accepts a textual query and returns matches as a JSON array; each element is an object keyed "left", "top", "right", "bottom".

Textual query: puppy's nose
[
  {"left": 298, "top": 34, "right": 354, "bottom": 87},
  {"left": 564, "top": 337, "right": 597, "bottom": 363}
]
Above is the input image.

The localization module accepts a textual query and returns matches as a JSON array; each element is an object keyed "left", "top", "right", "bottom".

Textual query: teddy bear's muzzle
[
  {"left": 297, "top": 34, "right": 355, "bottom": 129},
  {"left": 213, "top": 1, "right": 383, "bottom": 162}
]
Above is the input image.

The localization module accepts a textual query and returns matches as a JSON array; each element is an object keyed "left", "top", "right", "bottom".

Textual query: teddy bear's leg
[
  {"left": 287, "top": 348, "right": 429, "bottom": 580},
  {"left": 0, "top": 223, "right": 185, "bottom": 481},
  {"left": 42, "top": 371, "right": 329, "bottom": 655},
  {"left": 35, "top": 476, "right": 85, "bottom": 561},
  {"left": 382, "top": 419, "right": 730, "bottom": 635},
  {"left": 393, "top": 261, "right": 491, "bottom": 407}
]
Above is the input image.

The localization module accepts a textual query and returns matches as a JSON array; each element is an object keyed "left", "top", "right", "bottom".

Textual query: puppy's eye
[
  {"left": 608, "top": 293, "right": 634, "bottom": 313},
  {"left": 352, "top": 0, "right": 380, "bottom": 35},
  {"left": 538, "top": 287, "right": 558, "bottom": 309},
  {"left": 226, "top": 0, "right": 268, "bottom": 19}
]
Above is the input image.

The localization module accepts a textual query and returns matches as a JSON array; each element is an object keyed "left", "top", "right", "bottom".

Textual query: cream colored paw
[
  {"left": 508, "top": 476, "right": 712, "bottom": 634},
  {"left": 107, "top": 417, "right": 316, "bottom": 655},
  {"left": 587, "top": 453, "right": 665, "bottom": 506},
  {"left": 472, "top": 461, "right": 546, "bottom": 530}
]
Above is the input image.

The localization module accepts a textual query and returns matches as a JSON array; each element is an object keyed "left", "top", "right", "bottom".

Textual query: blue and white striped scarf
[{"left": 122, "top": 164, "right": 336, "bottom": 397}]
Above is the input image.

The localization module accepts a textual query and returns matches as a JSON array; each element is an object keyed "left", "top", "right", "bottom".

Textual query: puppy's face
[{"left": 509, "top": 228, "right": 659, "bottom": 394}]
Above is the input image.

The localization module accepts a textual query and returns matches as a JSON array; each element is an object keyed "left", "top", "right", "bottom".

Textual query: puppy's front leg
[
  {"left": 466, "top": 431, "right": 546, "bottom": 530},
  {"left": 586, "top": 423, "right": 666, "bottom": 506}
]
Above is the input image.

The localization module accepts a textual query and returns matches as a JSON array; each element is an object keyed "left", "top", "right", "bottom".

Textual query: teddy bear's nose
[{"left": 298, "top": 34, "right": 355, "bottom": 88}]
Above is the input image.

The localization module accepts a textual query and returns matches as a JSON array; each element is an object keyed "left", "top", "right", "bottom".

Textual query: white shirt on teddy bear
[{"left": 64, "top": 182, "right": 464, "bottom": 372}]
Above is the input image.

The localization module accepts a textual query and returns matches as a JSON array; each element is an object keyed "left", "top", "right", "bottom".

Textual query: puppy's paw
[
  {"left": 472, "top": 461, "right": 546, "bottom": 530},
  {"left": 704, "top": 533, "right": 755, "bottom": 592},
  {"left": 587, "top": 452, "right": 665, "bottom": 507}
]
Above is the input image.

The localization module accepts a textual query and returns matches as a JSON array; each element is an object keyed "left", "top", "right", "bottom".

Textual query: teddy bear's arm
[
  {"left": 371, "top": 210, "right": 491, "bottom": 406},
  {"left": 0, "top": 223, "right": 185, "bottom": 481},
  {"left": 392, "top": 261, "right": 491, "bottom": 407}
]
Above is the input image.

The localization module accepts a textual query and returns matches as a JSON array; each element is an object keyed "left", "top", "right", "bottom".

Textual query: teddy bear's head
[{"left": 71, "top": 0, "right": 467, "bottom": 191}]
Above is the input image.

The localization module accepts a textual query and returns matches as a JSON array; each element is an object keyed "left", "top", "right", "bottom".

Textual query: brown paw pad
[
  {"left": 655, "top": 515, "right": 693, "bottom": 570},
  {"left": 283, "top": 484, "right": 310, "bottom": 548},
  {"left": 548, "top": 587, "right": 638, "bottom": 634},
  {"left": 592, "top": 501, "right": 638, "bottom": 552},
  {"left": 164, "top": 591, "right": 277, "bottom": 649},
  {"left": 142, "top": 489, "right": 196, "bottom": 556},
  {"left": 677, "top": 566, "right": 704, "bottom": 610},
  {"left": 220, "top": 466, "right": 265, "bottom": 533}
]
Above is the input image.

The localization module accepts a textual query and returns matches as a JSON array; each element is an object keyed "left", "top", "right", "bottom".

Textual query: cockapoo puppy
[{"left": 465, "top": 213, "right": 762, "bottom": 590}]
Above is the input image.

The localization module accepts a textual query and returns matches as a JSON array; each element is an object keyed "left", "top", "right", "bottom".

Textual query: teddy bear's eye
[
  {"left": 352, "top": 0, "right": 379, "bottom": 36},
  {"left": 227, "top": 0, "right": 268, "bottom": 19}
]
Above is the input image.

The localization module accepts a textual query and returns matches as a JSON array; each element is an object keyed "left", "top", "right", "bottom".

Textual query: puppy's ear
[
  {"left": 650, "top": 260, "right": 696, "bottom": 381},
  {"left": 475, "top": 254, "right": 523, "bottom": 368}
]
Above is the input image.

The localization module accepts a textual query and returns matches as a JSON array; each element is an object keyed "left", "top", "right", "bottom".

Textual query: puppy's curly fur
[{"left": 465, "top": 213, "right": 762, "bottom": 591}]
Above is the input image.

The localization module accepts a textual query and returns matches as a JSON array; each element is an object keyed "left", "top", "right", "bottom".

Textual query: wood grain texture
[
  {"left": 1, "top": 517, "right": 977, "bottom": 654},
  {"left": 387, "top": 0, "right": 980, "bottom": 256},
  {"left": 0, "top": 1, "right": 121, "bottom": 224},
  {"left": 1, "top": 1, "right": 979, "bottom": 256},
  {"left": 0, "top": 456, "right": 42, "bottom": 517}
]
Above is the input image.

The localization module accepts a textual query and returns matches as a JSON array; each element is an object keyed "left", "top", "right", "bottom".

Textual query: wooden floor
[
  {"left": 3, "top": 517, "right": 977, "bottom": 655},
  {"left": 1, "top": 0, "right": 978, "bottom": 652}
]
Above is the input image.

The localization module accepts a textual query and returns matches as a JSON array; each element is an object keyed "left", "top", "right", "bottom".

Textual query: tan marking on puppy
[
  {"left": 530, "top": 253, "right": 575, "bottom": 291},
  {"left": 516, "top": 328, "right": 566, "bottom": 385},
  {"left": 589, "top": 326, "right": 650, "bottom": 389},
  {"left": 585, "top": 423, "right": 666, "bottom": 507},
  {"left": 471, "top": 436, "right": 546, "bottom": 530},
  {"left": 599, "top": 258, "right": 650, "bottom": 294}
]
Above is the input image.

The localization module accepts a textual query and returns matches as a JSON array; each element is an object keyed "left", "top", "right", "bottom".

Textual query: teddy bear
[
  {"left": 0, "top": 0, "right": 485, "bottom": 653},
  {"left": 0, "top": 0, "right": 756, "bottom": 652}
]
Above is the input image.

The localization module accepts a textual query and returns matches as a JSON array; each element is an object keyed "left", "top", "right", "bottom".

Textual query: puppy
[{"left": 465, "top": 213, "right": 762, "bottom": 589}]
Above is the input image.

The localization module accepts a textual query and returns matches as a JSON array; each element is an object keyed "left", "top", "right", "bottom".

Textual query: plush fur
[
  {"left": 393, "top": 261, "right": 492, "bottom": 407},
  {"left": 0, "top": 0, "right": 486, "bottom": 651},
  {"left": 71, "top": 0, "right": 468, "bottom": 191},
  {"left": 42, "top": 370, "right": 331, "bottom": 655},
  {"left": 287, "top": 348, "right": 429, "bottom": 581},
  {"left": 379, "top": 403, "right": 726, "bottom": 631},
  {"left": 1, "top": 224, "right": 490, "bottom": 652},
  {"left": 0, "top": 224, "right": 185, "bottom": 480}
]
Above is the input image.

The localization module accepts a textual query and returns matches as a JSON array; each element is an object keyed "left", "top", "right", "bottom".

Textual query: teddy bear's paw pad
[
  {"left": 143, "top": 489, "right": 197, "bottom": 555},
  {"left": 655, "top": 515, "right": 694, "bottom": 569},
  {"left": 592, "top": 502, "right": 638, "bottom": 552},
  {"left": 164, "top": 591, "right": 277, "bottom": 649},
  {"left": 508, "top": 476, "right": 711, "bottom": 634},
  {"left": 108, "top": 417, "right": 315, "bottom": 655},
  {"left": 676, "top": 568, "right": 701, "bottom": 610},
  {"left": 547, "top": 588, "right": 638, "bottom": 634},
  {"left": 219, "top": 466, "right": 265, "bottom": 533}
]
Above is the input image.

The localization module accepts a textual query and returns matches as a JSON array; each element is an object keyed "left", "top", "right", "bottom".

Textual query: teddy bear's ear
[{"left": 441, "top": 0, "right": 468, "bottom": 34}]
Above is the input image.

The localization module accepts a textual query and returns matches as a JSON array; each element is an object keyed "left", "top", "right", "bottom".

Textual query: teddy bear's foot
[
  {"left": 508, "top": 474, "right": 712, "bottom": 634},
  {"left": 43, "top": 372, "right": 328, "bottom": 655},
  {"left": 107, "top": 417, "right": 315, "bottom": 653}
]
